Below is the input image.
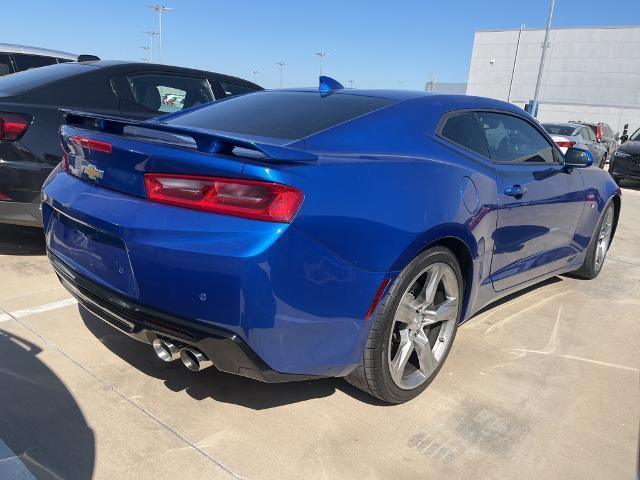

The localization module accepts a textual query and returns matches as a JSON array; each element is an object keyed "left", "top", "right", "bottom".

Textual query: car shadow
[
  {"left": 79, "top": 306, "right": 389, "bottom": 409},
  {"left": 0, "top": 225, "right": 46, "bottom": 255},
  {"left": 0, "top": 328, "right": 95, "bottom": 479}
]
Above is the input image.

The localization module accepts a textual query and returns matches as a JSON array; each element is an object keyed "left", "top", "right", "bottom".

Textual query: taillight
[
  {"left": 555, "top": 140, "right": 576, "bottom": 148},
  {"left": 70, "top": 136, "right": 112, "bottom": 153},
  {"left": 144, "top": 174, "right": 304, "bottom": 223},
  {"left": 0, "top": 191, "right": 12, "bottom": 201},
  {"left": 0, "top": 112, "right": 31, "bottom": 141}
]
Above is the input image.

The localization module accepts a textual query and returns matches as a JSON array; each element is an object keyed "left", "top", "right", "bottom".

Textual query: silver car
[{"left": 542, "top": 122, "right": 608, "bottom": 168}]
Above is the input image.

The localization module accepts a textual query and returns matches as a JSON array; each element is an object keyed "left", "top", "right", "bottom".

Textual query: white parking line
[{"left": 0, "top": 298, "right": 77, "bottom": 323}]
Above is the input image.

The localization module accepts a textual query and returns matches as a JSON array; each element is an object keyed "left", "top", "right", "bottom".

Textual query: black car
[
  {"left": 0, "top": 43, "right": 99, "bottom": 76},
  {"left": 570, "top": 121, "right": 619, "bottom": 162},
  {"left": 610, "top": 127, "right": 640, "bottom": 185},
  {"left": 0, "top": 60, "right": 261, "bottom": 227}
]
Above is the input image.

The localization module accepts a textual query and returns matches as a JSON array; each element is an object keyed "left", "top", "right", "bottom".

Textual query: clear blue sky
[{"left": 3, "top": 0, "right": 639, "bottom": 89}]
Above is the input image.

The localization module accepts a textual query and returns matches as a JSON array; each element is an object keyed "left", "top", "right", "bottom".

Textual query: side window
[
  {"left": 126, "top": 74, "right": 214, "bottom": 113},
  {"left": 0, "top": 53, "right": 13, "bottom": 76},
  {"left": 580, "top": 128, "right": 591, "bottom": 141},
  {"left": 56, "top": 58, "right": 73, "bottom": 64},
  {"left": 12, "top": 54, "right": 58, "bottom": 72},
  {"left": 439, "top": 112, "right": 489, "bottom": 157},
  {"left": 476, "top": 112, "right": 557, "bottom": 163},
  {"left": 218, "top": 81, "right": 258, "bottom": 97},
  {"left": 586, "top": 127, "right": 597, "bottom": 142}
]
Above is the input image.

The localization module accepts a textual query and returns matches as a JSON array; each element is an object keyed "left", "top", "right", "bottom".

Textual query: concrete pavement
[{"left": 1, "top": 182, "right": 639, "bottom": 480}]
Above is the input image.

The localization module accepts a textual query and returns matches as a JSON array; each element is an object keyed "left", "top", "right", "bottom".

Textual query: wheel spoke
[
  {"left": 413, "top": 330, "right": 438, "bottom": 376},
  {"left": 389, "top": 329, "right": 414, "bottom": 384},
  {"left": 395, "top": 296, "right": 417, "bottom": 324},
  {"left": 419, "top": 264, "right": 443, "bottom": 306},
  {"left": 422, "top": 297, "right": 458, "bottom": 325}
]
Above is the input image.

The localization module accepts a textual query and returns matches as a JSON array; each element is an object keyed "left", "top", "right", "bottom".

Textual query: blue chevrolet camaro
[{"left": 42, "top": 78, "right": 620, "bottom": 403}]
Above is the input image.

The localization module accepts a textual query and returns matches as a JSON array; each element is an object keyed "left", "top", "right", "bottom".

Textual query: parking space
[{"left": 1, "top": 182, "right": 639, "bottom": 480}]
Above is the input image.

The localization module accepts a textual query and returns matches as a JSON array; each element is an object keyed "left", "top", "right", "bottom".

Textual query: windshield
[
  {"left": 542, "top": 124, "right": 578, "bottom": 136},
  {"left": 165, "top": 91, "right": 396, "bottom": 140},
  {"left": 629, "top": 127, "right": 640, "bottom": 142}
]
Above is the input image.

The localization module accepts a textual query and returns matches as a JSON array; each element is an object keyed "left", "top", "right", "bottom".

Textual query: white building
[{"left": 466, "top": 25, "right": 640, "bottom": 134}]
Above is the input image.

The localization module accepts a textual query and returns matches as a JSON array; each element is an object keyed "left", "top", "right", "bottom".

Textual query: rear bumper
[
  {"left": 0, "top": 200, "right": 42, "bottom": 227},
  {"left": 50, "top": 251, "right": 322, "bottom": 382},
  {"left": 42, "top": 170, "right": 386, "bottom": 377}
]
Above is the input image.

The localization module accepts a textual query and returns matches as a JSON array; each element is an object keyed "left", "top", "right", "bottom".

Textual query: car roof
[
  {"left": 79, "top": 60, "right": 261, "bottom": 87},
  {"left": 0, "top": 43, "right": 78, "bottom": 60}
]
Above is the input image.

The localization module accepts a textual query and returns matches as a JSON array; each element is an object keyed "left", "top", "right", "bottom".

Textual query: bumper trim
[{"left": 48, "top": 250, "right": 324, "bottom": 383}]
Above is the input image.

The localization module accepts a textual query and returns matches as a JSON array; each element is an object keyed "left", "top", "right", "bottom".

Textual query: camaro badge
[{"left": 84, "top": 164, "right": 104, "bottom": 181}]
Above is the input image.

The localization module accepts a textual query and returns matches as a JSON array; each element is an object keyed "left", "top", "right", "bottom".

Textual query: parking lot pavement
[{"left": 0, "top": 183, "right": 638, "bottom": 480}]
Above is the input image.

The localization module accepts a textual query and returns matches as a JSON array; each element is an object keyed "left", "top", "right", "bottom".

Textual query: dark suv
[
  {"left": 0, "top": 60, "right": 261, "bottom": 227},
  {"left": 0, "top": 43, "right": 99, "bottom": 77},
  {"left": 570, "top": 121, "right": 619, "bottom": 163}
]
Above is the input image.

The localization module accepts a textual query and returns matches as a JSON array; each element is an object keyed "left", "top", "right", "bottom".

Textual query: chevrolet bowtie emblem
[{"left": 84, "top": 164, "right": 104, "bottom": 181}]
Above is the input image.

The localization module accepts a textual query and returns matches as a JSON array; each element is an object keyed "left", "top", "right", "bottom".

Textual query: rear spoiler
[{"left": 60, "top": 109, "right": 317, "bottom": 163}]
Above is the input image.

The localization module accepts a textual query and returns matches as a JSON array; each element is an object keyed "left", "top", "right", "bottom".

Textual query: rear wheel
[
  {"left": 572, "top": 202, "right": 615, "bottom": 279},
  {"left": 345, "top": 247, "right": 463, "bottom": 404}
]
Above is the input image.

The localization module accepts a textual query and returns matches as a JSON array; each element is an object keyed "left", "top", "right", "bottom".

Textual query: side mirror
[
  {"left": 620, "top": 134, "right": 628, "bottom": 143},
  {"left": 564, "top": 147, "right": 593, "bottom": 168}
]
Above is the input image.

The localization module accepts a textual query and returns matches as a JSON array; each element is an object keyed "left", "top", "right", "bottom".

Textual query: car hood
[{"left": 619, "top": 140, "right": 640, "bottom": 155}]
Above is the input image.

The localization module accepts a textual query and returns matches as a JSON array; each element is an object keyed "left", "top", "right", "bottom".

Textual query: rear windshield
[
  {"left": 0, "top": 62, "right": 95, "bottom": 97},
  {"left": 165, "top": 91, "right": 396, "bottom": 139},
  {"left": 542, "top": 124, "right": 578, "bottom": 136}
]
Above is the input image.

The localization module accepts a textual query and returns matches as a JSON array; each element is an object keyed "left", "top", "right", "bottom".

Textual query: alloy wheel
[
  {"left": 387, "top": 262, "right": 459, "bottom": 390},
  {"left": 595, "top": 207, "right": 614, "bottom": 272}
]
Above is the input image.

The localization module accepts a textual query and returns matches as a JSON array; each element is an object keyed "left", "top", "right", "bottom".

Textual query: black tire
[
  {"left": 571, "top": 202, "right": 615, "bottom": 280},
  {"left": 345, "top": 247, "right": 463, "bottom": 404}
]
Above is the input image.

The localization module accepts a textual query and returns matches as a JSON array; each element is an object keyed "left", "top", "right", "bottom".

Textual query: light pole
[
  {"left": 148, "top": 5, "right": 173, "bottom": 63},
  {"left": 347, "top": 80, "right": 354, "bottom": 88},
  {"left": 276, "top": 62, "right": 286, "bottom": 88},
  {"left": 143, "top": 30, "right": 158, "bottom": 62},
  {"left": 507, "top": 24, "right": 525, "bottom": 103},
  {"left": 251, "top": 70, "right": 259, "bottom": 82},
  {"left": 532, "top": 0, "right": 555, "bottom": 117},
  {"left": 140, "top": 46, "right": 151, "bottom": 62},
  {"left": 315, "top": 52, "right": 330, "bottom": 76}
]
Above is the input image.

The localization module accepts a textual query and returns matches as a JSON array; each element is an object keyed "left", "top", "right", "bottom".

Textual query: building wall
[{"left": 466, "top": 26, "right": 640, "bottom": 133}]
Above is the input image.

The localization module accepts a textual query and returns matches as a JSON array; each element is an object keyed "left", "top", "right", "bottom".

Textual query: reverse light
[
  {"left": 144, "top": 174, "right": 304, "bottom": 223},
  {"left": 70, "top": 136, "right": 112, "bottom": 153},
  {"left": 555, "top": 140, "right": 576, "bottom": 149},
  {"left": 0, "top": 112, "right": 31, "bottom": 141}
]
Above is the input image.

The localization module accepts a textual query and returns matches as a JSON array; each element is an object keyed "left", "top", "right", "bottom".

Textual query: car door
[
  {"left": 476, "top": 111, "right": 586, "bottom": 292},
  {"left": 114, "top": 72, "right": 216, "bottom": 120}
]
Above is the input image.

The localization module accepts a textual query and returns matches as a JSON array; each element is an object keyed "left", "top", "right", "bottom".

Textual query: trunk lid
[{"left": 61, "top": 110, "right": 316, "bottom": 199}]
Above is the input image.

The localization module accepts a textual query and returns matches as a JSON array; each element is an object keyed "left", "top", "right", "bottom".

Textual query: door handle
[{"left": 504, "top": 185, "right": 527, "bottom": 197}]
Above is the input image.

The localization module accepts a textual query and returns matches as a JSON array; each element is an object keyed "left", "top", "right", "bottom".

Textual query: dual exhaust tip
[{"left": 152, "top": 338, "right": 213, "bottom": 371}]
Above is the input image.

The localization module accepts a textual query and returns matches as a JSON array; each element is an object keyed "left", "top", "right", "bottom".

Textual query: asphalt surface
[{"left": 1, "top": 180, "right": 639, "bottom": 480}]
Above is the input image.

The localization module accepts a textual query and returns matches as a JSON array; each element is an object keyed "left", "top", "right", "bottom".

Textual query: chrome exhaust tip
[
  {"left": 180, "top": 347, "right": 213, "bottom": 372},
  {"left": 152, "top": 338, "right": 181, "bottom": 362}
]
